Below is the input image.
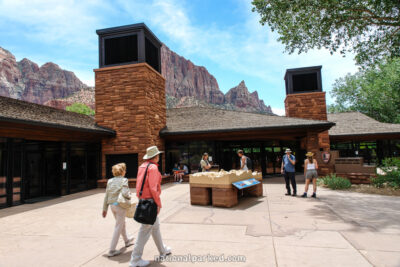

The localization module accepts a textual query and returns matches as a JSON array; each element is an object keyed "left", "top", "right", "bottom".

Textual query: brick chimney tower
[
  {"left": 94, "top": 23, "right": 166, "bottom": 179},
  {"left": 284, "top": 66, "right": 332, "bottom": 174}
]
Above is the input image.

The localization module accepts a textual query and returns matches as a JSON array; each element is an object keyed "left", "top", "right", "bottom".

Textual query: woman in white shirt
[
  {"left": 237, "top": 150, "right": 248, "bottom": 171},
  {"left": 301, "top": 152, "right": 318, "bottom": 198},
  {"left": 102, "top": 163, "right": 134, "bottom": 257}
]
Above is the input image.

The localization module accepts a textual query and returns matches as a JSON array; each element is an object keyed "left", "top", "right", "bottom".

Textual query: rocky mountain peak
[
  {"left": 0, "top": 46, "right": 87, "bottom": 104},
  {"left": 18, "top": 58, "right": 39, "bottom": 73},
  {"left": 161, "top": 45, "right": 273, "bottom": 114},
  {"left": 0, "top": 45, "right": 273, "bottom": 115},
  {"left": 0, "top": 47, "right": 13, "bottom": 59},
  {"left": 225, "top": 81, "right": 272, "bottom": 113}
]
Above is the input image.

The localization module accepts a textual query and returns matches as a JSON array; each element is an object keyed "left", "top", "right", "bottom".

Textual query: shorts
[{"left": 306, "top": 170, "right": 318, "bottom": 180}]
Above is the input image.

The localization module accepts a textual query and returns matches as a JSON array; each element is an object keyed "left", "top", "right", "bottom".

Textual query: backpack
[{"left": 246, "top": 156, "right": 253, "bottom": 170}]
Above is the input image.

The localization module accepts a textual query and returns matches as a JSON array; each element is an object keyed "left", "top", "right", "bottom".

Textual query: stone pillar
[
  {"left": 94, "top": 63, "right": 166, "bottom": 179},
  {"left": 284, "top": 91, "right": 327, "bottom": 121},
  {"left": 285, "top": 92, "right": 333, "bottom": 175}
]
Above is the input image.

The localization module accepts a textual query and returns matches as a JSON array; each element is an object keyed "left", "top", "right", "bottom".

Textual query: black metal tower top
[
  {"left": 96, "top": 23, "right": 162, "bottom": 73},
  {"left": 284, "top": 65, "right": 323, "bottom": 95}
]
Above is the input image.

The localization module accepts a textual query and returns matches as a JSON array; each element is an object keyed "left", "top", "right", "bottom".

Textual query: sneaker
[
  {"left": 179, "top": 179, "right": 183, "bottom": 183},
  {"left": 292, "top": 192, "right": 297, "bottom": 196},
  {"left": 125, "top": 237, "right": 134, "bottom": 247},
  {"left": 131, "top": 259, "right": 150, "bottom": 267},
  {"left": 301, "top": 193, "right": 307, "bottom": 198},
  {"left": 107, "top": 250, "right": 121, "bottom": 257},
  {"left": 160, "top": 246, "right": 172, "bottom": 258},
  {"left": 285, "top": 192, "right": 291, "bottom": 196},
  {"left": 311, "top": 193, "right": 317, "bottom": 198}
]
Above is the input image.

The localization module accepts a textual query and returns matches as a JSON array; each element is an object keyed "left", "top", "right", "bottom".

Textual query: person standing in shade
[
  {"left": 200, "top": 153, "right": 212, "bottom": 172},
  {"left": 129, "top": 146, "right": 171, "bottom": 267},
  {"left": 281, "top": 148, "right": 297, "bottom": 196},
  {"left": 237, "top": 150, "right": 248, "bottom": 171},
  {"left": 302, "top": 152, "right": 319, "bottom": 198}
]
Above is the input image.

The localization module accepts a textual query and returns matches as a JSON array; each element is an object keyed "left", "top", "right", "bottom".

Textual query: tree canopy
[
  {"left": 328, "top": 57, "right": 400, "bottom": 123},
  {"left": 252, "top": 0, "right": 400, "bottom": 66},
  {"left": 66, "top": 103, "right": 95, "bottom": 116}
]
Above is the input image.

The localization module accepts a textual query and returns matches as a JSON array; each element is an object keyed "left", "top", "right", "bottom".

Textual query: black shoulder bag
[{"left": 134, "top": 163, "right": 158, "bottom": 225}]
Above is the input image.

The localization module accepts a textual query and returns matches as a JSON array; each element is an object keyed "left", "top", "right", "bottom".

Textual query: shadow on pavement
[
  {"left": 300, "top": 189, "right": 400, "bottom": 234},
  {"left": 0, "top": 189, "right": 103, "bottom": 218}
]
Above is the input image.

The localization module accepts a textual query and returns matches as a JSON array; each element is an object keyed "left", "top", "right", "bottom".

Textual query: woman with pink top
[{"left": 129, "top": 146, "right": 171, "bottom": 267}]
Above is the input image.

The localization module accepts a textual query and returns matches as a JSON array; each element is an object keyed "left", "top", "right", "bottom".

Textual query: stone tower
[
  {"left": 94, "top": 23, "right": 166, "bottom": 179},
  {"left": 284, "top": 66, "right": 332, "bottom": 175}
]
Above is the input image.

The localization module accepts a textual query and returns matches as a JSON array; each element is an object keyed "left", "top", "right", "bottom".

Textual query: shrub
[
  {"left": 66, "top": 103, "right": 95, "bottom": 116},
  {"left": 318, "top": 174, "right": 352, "bottom": 190},
  {"left": 372, "top": 157, "right": 400, "bottom": 189}
]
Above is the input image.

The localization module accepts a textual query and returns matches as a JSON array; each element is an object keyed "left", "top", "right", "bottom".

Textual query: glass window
[
  {"left": 12, "top": 142, "right": 22, "bottom": 204},
  {"left": 188, "top": 141, "right": 214, "bottom": 173},
  {"left": 87, "top": 152, "right": 99, "bottom": 189},
  {"left": 70, "top": 149, "right": 86, "bottom": 193},
  {"left": 105, "top": 153, "right": 138, "bottom": 179},
  {"left": 0, "top": 139, "right": 7, "bottom": 208}
]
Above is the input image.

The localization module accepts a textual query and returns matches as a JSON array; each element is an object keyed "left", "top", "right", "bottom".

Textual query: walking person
[
  {"left": 237, "top": 150, "right": 248, "bottom": 171},
  {"left": 281, "top": 148, "right": 297, "bottom": 196},
  {"left": 130, "top": 146, "right": 171, "bottom": 267},
  {"left": 302, "top": 152, "right": 319, "bottom": 198},
  {"left": 102, "top": 163, "right": 134, "bottom": 257},
  {"left": 200, "top": 152, "right": 212, "bottom": 172}
]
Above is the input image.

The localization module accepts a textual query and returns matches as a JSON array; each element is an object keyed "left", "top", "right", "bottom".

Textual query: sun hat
[
  {"left": 305, "top": 152, "right": 314, "bottom": 157},
  {"left": 203, "top": 152, "right": 208, "bottom": 156},
  {"left": 143, "top": 146, "right": 163, "bottom": 159},
  {"left": 285, "top": 148, "right": 292, "bottom": 153}
]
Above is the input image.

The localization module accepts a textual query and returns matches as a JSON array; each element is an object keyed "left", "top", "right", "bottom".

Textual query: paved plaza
[{"left": 1, "top": 177, "right": 400, "bottom": 267}]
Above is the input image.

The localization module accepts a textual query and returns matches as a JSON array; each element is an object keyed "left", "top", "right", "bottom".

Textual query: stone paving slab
[{"left": 0, "top": 177, "right": 400, "bottom": 267}]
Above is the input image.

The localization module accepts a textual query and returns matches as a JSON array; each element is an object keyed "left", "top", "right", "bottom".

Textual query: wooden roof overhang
[
  {"left": 330, "top": 132, "right": 400, "bottom": 142},
  {"left": 0, "top": 117, "right": 115, "bottom": 142},
  {"left": 160, "top": 123, "right": 334, "bottom": 142}
]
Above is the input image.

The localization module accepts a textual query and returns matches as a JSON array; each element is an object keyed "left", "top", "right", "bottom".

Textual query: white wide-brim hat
[{"left": 143, "top": 146, "right": 163, "bottom": 159}]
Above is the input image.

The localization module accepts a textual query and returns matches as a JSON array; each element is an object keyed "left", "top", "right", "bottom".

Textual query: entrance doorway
[
  {"left": 25, "top": 152, "right": 42, "bottom": 200},
  {"left": 24, "top": 148, "right": 61, "bottom": 201}
]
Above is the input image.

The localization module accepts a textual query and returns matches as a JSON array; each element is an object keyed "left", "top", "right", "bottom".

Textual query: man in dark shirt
[{"left": 281, "top": 148, "right": 297, "bottom": 196}]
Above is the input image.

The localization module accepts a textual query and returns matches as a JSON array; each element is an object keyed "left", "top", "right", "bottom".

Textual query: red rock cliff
[
  {"left": 161, "top": 45, "right": 272, "bottom": 114},
  {"left": 0, "top": 47, "right": 86, "bottom": 105},
  {"left": 0, "top": 45, "right": 273, "bottom": 114}
]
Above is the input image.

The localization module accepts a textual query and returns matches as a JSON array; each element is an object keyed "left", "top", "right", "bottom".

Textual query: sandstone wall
[
  {"left": 94, "top": 63, "right": 166, "bottom": 178},
  {"left": 285, "top": 92, "right": 333, "bottom": 175}
]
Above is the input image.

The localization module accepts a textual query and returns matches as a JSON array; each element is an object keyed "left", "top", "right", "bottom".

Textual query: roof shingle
[
  {"left": 328, "top": 112, "right": 400, "bottom": 136},
  {"left": 162, "top": 107, "right": 335, "bottom": 135},
  {"left": 0, "top": 96, "right": 114, "bottom": 134}
]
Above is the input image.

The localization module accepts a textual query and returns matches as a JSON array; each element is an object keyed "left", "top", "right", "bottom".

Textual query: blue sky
[{"left": 0, "top": 0, "right": 358, "bottom": 115}]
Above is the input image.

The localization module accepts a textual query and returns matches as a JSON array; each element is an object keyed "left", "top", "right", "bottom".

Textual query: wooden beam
[{"left": 0, "top": 121, "right": 106, "bottom": 142}]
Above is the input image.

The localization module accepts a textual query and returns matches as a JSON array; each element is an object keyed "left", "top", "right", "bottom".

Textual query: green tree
[
  {"left": 66, "top": 103, "right": 95, "bottom": 116},
  {"left": 328, "top": 57, "right": 400, "bottom": 123},
  {"left": 252, "top": 0, "right": 400, "bottom": 66}
]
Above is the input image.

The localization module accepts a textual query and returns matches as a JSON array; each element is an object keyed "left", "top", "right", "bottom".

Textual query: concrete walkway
[{"left": 1, "top": 177, "right": 400, "bottom": 267}]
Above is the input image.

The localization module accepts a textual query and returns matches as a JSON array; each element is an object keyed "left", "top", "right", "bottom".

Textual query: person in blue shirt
[{"left": 281, "top": 148, "right": 297, "bottom": 196}]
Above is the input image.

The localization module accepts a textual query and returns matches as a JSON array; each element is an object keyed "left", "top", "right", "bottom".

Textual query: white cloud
[
  {"left": 119, "top": 0, "right": 358, "bottom": 102},
  {"left": 271, "top": 107, "right": 285, "bottom": 116},
  {"left": 0, "top": 0, "right": 359, "bottom": 106},
  {"left": 0, "top": 0, "right": 109, "bottom": 49}
]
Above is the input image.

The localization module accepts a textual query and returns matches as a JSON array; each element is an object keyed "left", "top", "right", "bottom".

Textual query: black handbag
[{"left": 134, "top": 163, "right": 158, "bottom": 225}]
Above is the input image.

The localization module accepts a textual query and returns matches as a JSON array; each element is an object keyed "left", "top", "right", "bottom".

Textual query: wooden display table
[{"left": 189, "top": 170, "right": 263, "bottom": 208}]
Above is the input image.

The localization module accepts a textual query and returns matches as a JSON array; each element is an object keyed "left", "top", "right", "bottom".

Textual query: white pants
[
  {"left": 110, "top": 205, "right": 129, "bottom": 251},
  {"left": 130, "top": 217, "right": 166, "bottom": 265}
]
